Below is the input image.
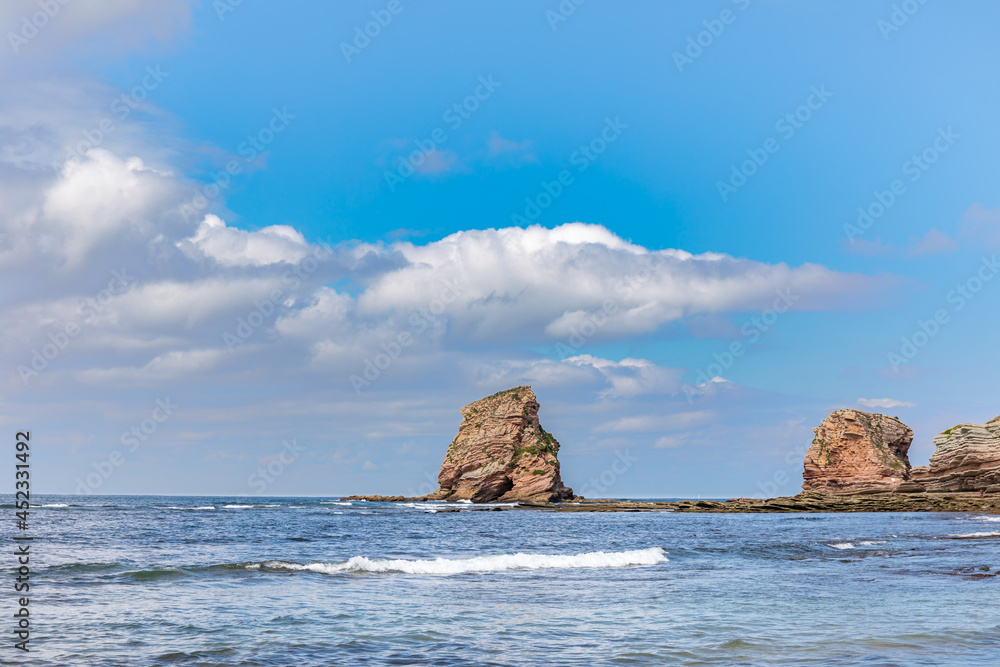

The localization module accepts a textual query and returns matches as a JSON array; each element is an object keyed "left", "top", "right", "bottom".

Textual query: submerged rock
[
  {"left": 802, "top": 409, "right": 913, "bottom": 494},
  {"left": 908, "top": 417, "right": 1000, "bottom": 493},
  {"left": 424, "top": 386, "right": 574, "bottom": 503}
]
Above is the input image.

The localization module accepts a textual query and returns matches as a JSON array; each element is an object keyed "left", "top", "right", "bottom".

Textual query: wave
[
  {"left": 159, "top": 506, "right": 216, "bottom": 510},
  {"left": 827, "top": 542, "right": 855, "bottom": 550},
  {"left": 946, "top": 531, "right": 1000, "bottom": 539},
  {"left": 249, "top": 547, "right": 668, "bottom": 575},
  {"left": 37, "top": 503, "right": 72, "bottom": 508},
  {"left": 972, "top": 516, "right": 1000, "bottom": 522}
]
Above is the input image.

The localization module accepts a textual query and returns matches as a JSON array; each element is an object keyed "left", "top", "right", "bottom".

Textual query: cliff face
[
  {"left": 426, "top": 386, "right": 574, "bottom": 503},
  {"left": 802, "top": 409, "right": 913, "bottom": 494},
  {"left": 907, "top": 417, "right": 1000, "bottom": 493}
]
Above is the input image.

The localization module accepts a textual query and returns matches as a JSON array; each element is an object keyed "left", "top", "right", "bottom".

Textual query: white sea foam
[
  {"left": 38, "top": 503, "right": 70, "bottom": 508},
  {"left": 973, "top": 516, "right": 1000, "bottom": 522},
  {"left": 223, "top": 504, "right": 254, "bottom": 509},
  {"left": 828, "top": 542, "right": 855, "bottom": 550},
  {"left": 254, "top": 547, "right": 668, "bottom": 575},
  {"left": 857, "top": 541, "right": 887, "bottom": 546},
  {"left": 947, "top": 531, "right": 1000, "bottom": 539},
  {"left": 399, "top": 501, "right": 519, "bottom": 509}
]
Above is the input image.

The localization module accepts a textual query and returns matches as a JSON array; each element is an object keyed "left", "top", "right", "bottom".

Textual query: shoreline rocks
[
  {"left": 904, "top": 416, "right": 1000, "bottom": 493},
  {"left": 801, "top": 409, "right": 913, "bottom": 494}
]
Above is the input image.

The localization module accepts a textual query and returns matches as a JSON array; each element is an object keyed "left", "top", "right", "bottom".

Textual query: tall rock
[
  {"left": 908, "top": 417, "right": 1000, "bottom": 493},
  {"left": 802, "top": 409, "right": 913, "bottom": 494},
  {"left": 426, "top": 386, "right": 574, "bottom": 503}
]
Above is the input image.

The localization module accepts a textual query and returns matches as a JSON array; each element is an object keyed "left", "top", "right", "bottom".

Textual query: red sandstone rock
[
  {"left": 424, "top": 386, "right": 574, "bottom": 503},
  {"left": 801, "top": 409, "right": 912, "bottom": 494},
  {"left": 908, "top": 416, "right": 1000, "bottom": 493}
]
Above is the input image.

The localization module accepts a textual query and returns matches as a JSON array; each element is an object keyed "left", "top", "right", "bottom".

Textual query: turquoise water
[{"left": 5, "top": 495, "right": 1000, "bottom": 665}]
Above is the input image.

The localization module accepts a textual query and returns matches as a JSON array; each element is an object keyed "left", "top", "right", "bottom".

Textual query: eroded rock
[
  {"left": 425, "top": 386, "right": 574, "bottom": 503},
  {"left": 802, "top": 409, "right": 913, "bottom": 494}
]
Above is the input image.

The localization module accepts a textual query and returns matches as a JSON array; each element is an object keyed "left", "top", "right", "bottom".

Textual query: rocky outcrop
[
  {"left": 424, "top": 386, "right": 574, "bottom": 503},
  {"left": 802, "top": 409, "right": 913, "bottom": 494},
  {"left": 905, "top": 417, "right": 1000, "bottom": 493}
]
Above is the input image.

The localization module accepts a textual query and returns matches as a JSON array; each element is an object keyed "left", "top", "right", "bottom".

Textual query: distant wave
[
  {"left": 827, "top": 540, "right": 887, "bottom": 550},
  {"left": 160, "top": 506, "right": 216, "bottom": 510},
  {"left": 248, "top": 547, "right": 668, "bottom": 575},
  {"left": 946, "top": 531, "right": 1000, "bottom": 539}
]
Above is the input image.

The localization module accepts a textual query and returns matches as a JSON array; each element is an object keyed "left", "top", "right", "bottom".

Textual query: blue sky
[{"left": 2, "top": 0, "right": 999, "bottom": 498}]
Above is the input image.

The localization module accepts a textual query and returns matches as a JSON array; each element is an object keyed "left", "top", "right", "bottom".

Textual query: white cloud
[
  {"left": 356, "top": 222, "right": 890, "bottom": 343},
  {"left": 180, "top": 215, "right": 311, "bottom": 267},
  {"left": 597, "top": 410, "right": 715, "bottom": 433},
  {"left": 857, "top": 398, "right": 916, "bottom": 410}
]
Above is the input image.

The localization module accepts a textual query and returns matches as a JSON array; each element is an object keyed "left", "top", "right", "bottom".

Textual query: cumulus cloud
[
  {"left": 469, "top": 354, "right": 683, "bottom": 398},
  {"left": 179, "top": 215, "right": 311, "bottom": 267},
  {"left": 353, "top": 222, "right": 892, "bottom": 344}
]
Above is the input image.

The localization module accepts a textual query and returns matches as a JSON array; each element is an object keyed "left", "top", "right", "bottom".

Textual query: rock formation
[
  {"left": 905, "top": 417, "right": 1000, "bottom": 493},
  {"left": 424, "top": 386, "right": 574, "bottom": 503},
  {"left": 801, "top": 409, "right": 913, "bottom": 494}
]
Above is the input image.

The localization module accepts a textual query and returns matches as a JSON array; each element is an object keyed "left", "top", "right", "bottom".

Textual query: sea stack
[
  {"left": 802, "top": 409, "right": 913, "bottom": 494},
  {"left": 424, "top": 386, "right": 574, "bottom": 503},
  {"left": 906, "top": 416, "right": 1000, "bottom": 493}
]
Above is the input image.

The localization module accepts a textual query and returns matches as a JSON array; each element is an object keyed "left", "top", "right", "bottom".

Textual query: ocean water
[{"left": 5, "top": 495, "right": 1000, "bottom": 666}]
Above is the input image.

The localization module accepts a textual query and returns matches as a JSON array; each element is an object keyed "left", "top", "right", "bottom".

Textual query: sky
[{"left": 2, "top": 0, "right": 999, "bottom": 499}]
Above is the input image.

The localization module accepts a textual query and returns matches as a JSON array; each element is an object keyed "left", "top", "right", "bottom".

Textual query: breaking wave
[{"left": 248, "top": 547, "right": 668, "bottom": 575}]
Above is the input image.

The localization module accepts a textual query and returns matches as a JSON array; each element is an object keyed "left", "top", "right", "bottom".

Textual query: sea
[{"left": 4, "top": 495, "right": 1000, "bottom": 666}]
